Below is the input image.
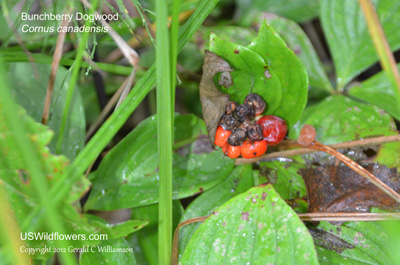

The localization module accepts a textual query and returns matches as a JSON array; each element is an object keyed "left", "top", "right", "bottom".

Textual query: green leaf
[
  {"left": 289, "top": 95, "right": 397, "bottom": 144},
  {"left": 321, "top": 0, "right": 400, "bottom": 89},
  {"left": 375, "top": 141, "right": 400, "bottom": 169},
  {"left": 79, "top": 238, "right": 137, "bottom": 265},
  {"left": 127, "top": 201, "right": 184, "bottom": 265},
  {"left": 198, "top": 26, "right": 257, "bottom": 48},
  {"left": 209, "top": 33, "right": 283, "bottom": 114},
  {"left": 236, "top": 0, "right": 320, "bottom": 25},
  {"left": 180, "top": 184, "right": 319, "bottom": 264},
  {"left": 348, "top": 64, "right": 400, "bottom": 121},
  {"left": 179, "top": 165, "right": 254, "bottom": 257},
  {"left": 259, "top": 160, "right": 307, "bottom": 200},
  {"left": 0, "top": 108, "right": 96, "bottom": 259},
  {"left": 86, "top": 215, "right": 148, "bottom": 239},
  {"left": 85, "top": 114, "right": 234, "bottom": 210},
  {"left": 248, "top": 21, "right": 308, "bottom": 128},
  {"left": 6, "top": 63, "right": 85, "bottom": 160},
  {"left": 315, "top": 221, "right": 395, "bottom": 265},
  {"left": 264, "top": 14, "right": 333, "bottom": 93}
]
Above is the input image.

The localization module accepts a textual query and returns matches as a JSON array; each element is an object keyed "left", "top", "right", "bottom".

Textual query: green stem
[
  {"left": 0, "top": 51, "right": 133, "bottom": 75},
  {"left": 56, "top": 0, "right": 100, "bottom": 154},
  {"left": 156, "top": 0, "right": 173, "bottom": 263}
]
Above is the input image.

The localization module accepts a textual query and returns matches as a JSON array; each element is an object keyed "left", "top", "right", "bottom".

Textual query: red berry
[
  {"left": 298, "top": 124, "right": 316, "bottom": 146},
  {"left": 214, "top": 126, "right": 231, "bottom": 147},
  {"left": 257, "top": 115, "right": 287, "bottom": 145},
  {"left": 241, "top": 140, "right": 267, "bottom": 159},
  {"left": 222, "top": 144, "right": 241, "bottom": 158}
]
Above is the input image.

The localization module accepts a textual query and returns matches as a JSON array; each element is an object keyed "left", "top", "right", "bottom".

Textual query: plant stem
[
  {"left": 236, "top": 134, "right": 400, "bottom": 164},
  {"left": 156, "top": 0, "right": 173, "bottom": 264},
  {"left": 359, "top": 0, "right": 400, "bottom": 103},
  {"left": 42, "top": 10, "right": 70, "bottom": 125},
  {"left": 172, "top": 216, "right": 209, "bottom": 265},
  {"left": 310, "top": 141, "right": 400, "bottom": 203},
  {"left": 56, "top": 0, "right": 100, "bottom": 154},
  {"left": 298, "top": 212, "right": 400, "bottom": 221}
]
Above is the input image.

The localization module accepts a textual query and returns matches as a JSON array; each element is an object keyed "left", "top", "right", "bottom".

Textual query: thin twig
[
  {"left": 311, "top": 141, "right": 400, "bottom": 203},
  {"left": 115, "top": 69, "right": 136, "bottom": 109},
  {"left": 80, "top": 0, "right": 139, "bottom": 67},
  {"left": 133, "top": 2, "right": 156, "bottom": 45},
  {"left": 172, "top": 216, "right": 209, "bottom": 265},
  {"left": 85, "top": 70, "right": 136, "bottom": 141},
  {"left": 359, "top": 0, "right": 400, "bottom": 98},
  {"left": 42, "top": 14, "right": 70, "bottom": 125},
  {"left": 298, "top": 212, "right": 400, "bottom": 221},
  {"left": 235, "top": 134, "right": 400, "bottom": 165},
  {"left": 294, "top": 125, "right": 400, "bottom": 203}
]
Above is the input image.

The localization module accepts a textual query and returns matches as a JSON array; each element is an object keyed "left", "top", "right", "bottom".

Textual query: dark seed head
[
  {"left": 225, "top": 101, "right": 238, "bottom": 115},
  {"left": 219, "top": 114, "right": 240, "bottom": 131},
  {"left": 244, "top": 94, "right": 266, "bottom": 115},
  {"left": 227, "top": 128, "right": 247, "bottom": 146},
  {"left": 247, "top": 123, "right": 264, "bottom": 141},
  {"left": 235, "top": 103, "right": 255, "bottom": 121}
]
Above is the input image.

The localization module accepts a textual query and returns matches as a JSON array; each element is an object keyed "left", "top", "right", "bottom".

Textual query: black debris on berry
[
  {"left": 219, "top": 114, "right": 240, "bottom": 131},
  {"left": 238, "top": 120, "right": 251, "bottom": 131},
  {"left": 225, "top": 101, "right": 237, "bottom": 115},
  {"left": 235, "top": 103, "right": 255, "bottom": 121},
  {"left": 244, "top": 93, "right": 266, "bottom": 115},
  {"left": 227, "top": 128, "right": 246, "bottom": 146},
  {"left": 247, "top": 123, "right": 264, "bottom": 141}
]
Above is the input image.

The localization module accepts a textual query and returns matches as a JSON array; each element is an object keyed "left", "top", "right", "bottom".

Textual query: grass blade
[{"left": 156, "top": 0, "right": 173, "bottom": 263}]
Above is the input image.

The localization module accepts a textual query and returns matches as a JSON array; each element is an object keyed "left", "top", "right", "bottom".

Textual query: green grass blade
[
  {"left": 23, "top": 0, "right": 220, "bottom": 234},
  {"left": 0, "top": 51, "right": 133, "bottom": 75},
  {"left": 170, "top": 0, "right": 181, "bottom": 117},
  {"left": 56, "top": 0, "right": 100, "bottom": 154},
  {"left": 156, "top": 0, "right": 173, "bottom": 263}
]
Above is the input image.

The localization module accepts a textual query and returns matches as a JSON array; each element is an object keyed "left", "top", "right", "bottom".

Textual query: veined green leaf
[
  {"left": 289, "top": 95, "right": 397, "bottom": 144},
  {"left": 348, "top": 64, "right": 400, "bottom": 121},
  {"left": 85, "top": 114, "right": 234, "bottom": 210},
  {"left": 180, "top": 184, "right": 319, "bottom": 264},
  {"left": 248, "top": 21, "right": 308, "bottom": 128},
  {"left": 178, "top": 165, "right": 254, "bottom": 257},
  {"left": 321, "top": 0, "right": 400, "bottom": 89}
]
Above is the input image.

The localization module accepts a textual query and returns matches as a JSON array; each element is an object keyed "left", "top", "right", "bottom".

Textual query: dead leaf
[
  {"left": 301, "top": 162, "right": 400, "bottom": 213},
  {"left": 200, "top": 50, "right": 232, "bottom": 145}
]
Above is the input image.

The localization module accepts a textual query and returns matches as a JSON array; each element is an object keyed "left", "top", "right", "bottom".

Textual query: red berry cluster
[{"left": 214, "top": 93, "right": 287, "bottom": 159}]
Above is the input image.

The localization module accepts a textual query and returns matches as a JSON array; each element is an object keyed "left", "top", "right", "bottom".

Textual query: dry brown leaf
[
  {"left": 301, "top": 162, "right": 400, "bottom": 213},
  {"left": 200, "top": 50, "right": 232, "bottom": 144}
]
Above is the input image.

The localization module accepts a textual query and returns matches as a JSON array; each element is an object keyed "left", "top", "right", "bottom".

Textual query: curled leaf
[{"left": 200, "top": 50, "right": 232, "bottom": 144}]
